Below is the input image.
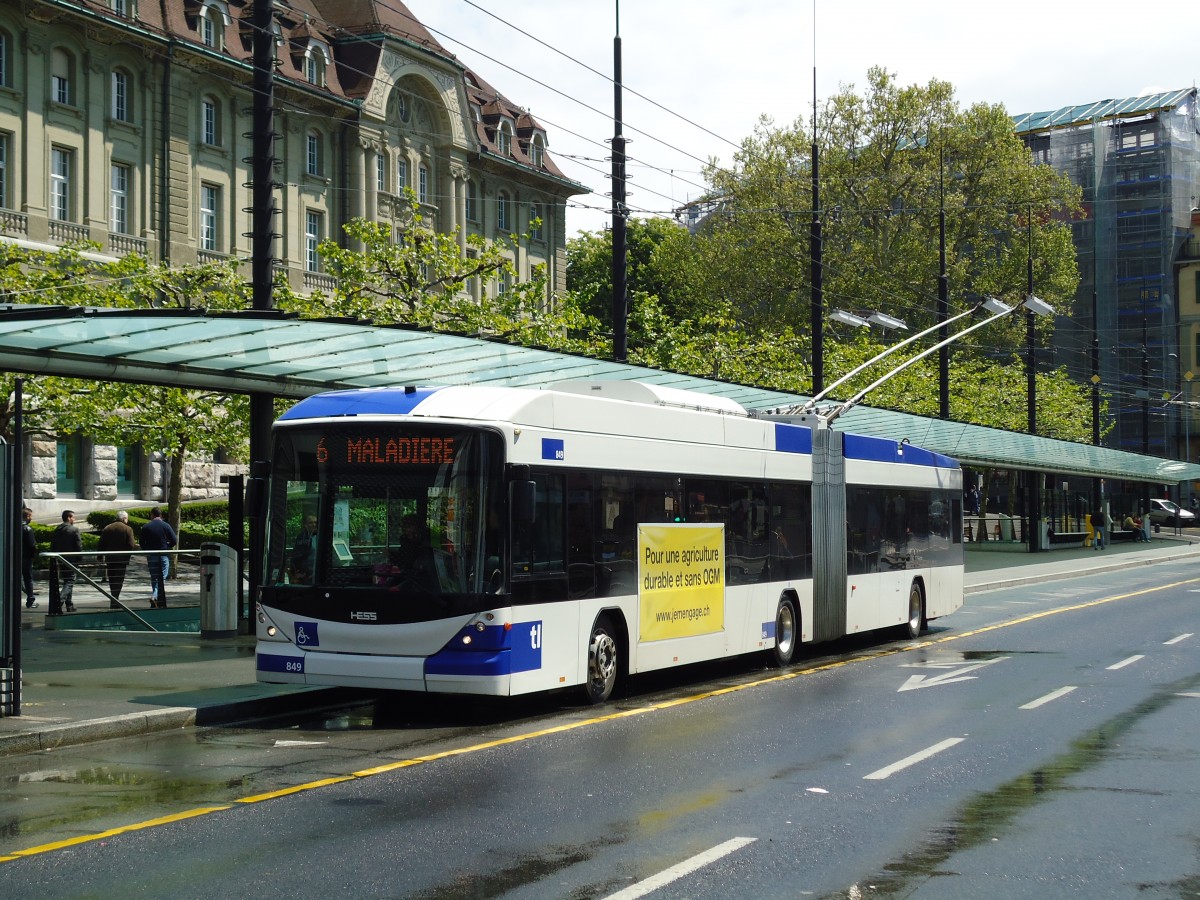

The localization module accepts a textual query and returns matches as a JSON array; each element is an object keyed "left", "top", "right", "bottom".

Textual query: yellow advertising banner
[{"left": 638, "top": 524, "right": 725, "bottom": 641}]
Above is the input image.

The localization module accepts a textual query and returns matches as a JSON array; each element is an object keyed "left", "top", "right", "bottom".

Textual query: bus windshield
[{"left": 264, "top": 424, "right": 504, "bottom": 600}]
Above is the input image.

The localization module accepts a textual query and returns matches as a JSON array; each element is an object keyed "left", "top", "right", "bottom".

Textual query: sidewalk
[{"left": 3, "top": 535, "right": 1199, "bottom": 757}]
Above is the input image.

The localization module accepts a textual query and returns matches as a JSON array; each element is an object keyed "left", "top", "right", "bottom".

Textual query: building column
[{"left": 448, "top": 162, "right": 468, "bottom": 256}]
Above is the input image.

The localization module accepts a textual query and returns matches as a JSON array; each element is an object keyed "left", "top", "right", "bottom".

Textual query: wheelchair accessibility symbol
[{"left": 294, "top": 621, "right": 320, "bottom": 647}]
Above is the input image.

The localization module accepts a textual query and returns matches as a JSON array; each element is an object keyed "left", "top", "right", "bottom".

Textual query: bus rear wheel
[
  {"left": 583, "top": 614, "right": 619, "bottom": 704},
  {"left": 905, "top": 581, "right": 925, "bottom": 640},
  {"left": 767, "top": 597, "right": 797, "bottom": 668}
]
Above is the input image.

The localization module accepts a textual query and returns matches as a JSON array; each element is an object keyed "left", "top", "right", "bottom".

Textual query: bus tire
[
  {"left": 583, "top": 613, "right": 619, "bottom": 705},
  {"left": 767, "top": 597, "right": 798, "bottom": 668},
  {"left": 904, "top": 581, "right": 926, "bottom": 640}
]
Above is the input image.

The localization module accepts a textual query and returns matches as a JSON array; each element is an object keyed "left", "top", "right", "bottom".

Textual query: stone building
[{"left": 1, "top": 0, "right": 587, "bottom": 516}]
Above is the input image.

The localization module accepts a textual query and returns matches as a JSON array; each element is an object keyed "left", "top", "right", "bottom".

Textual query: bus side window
[{"left": 512, "top": 473, "right": 565, "bottom": 576}]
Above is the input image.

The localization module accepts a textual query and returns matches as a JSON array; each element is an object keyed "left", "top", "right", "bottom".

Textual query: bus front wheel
[
  {"left": 584, "top": 614, "right": 619, "bottom": 704},
  {"left": 905, "top": 581, "right": 926, "bottom": 640},
  {"left": 767, "top": 597, "right": 797, "bottom": 668}
]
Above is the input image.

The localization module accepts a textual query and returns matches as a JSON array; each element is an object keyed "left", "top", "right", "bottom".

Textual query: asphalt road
[{"left": 1, "top": 559, "right": 1198, "bottom": 899}]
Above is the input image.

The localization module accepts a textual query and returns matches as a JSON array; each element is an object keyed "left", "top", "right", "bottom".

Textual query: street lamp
[
  {"left": 830, "top": 309, "right": 870, "bottom": 328},
  {"left": 829, "top": 309, "right": 908, "bottom": 331},
  {"left": 868, "top": 312, "right": 908, "bottom": 330},
  {"left": 824, "top": 295, "right": 1054, "bottom": 423}
]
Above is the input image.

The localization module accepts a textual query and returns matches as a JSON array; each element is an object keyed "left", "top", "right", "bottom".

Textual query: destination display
[{"left": 315, "top": 434, "right": 457, "bottom": 466}]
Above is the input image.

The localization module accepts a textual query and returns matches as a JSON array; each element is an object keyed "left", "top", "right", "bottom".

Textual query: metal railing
[{"left": 39, "top": 549, "right": 201, "bottom": 633}]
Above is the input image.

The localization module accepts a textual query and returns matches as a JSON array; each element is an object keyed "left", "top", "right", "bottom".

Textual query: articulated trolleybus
[{"left": 255, "top": 381, "right": 964, "bottom": 704}]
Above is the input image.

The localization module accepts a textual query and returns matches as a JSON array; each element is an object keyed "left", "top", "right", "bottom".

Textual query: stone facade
[
  {"left": 23, "top": 436, "right": 245, "bottom": 520},
  {"left": 0, "top": 0, "right": 586, "bottom": 293},
  {"left": 4, "top": 0, "right": 587, "bottom": 518}
]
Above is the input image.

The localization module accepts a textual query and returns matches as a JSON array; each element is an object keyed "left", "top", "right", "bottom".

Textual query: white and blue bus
[{"left": 255, "top": 381, "right": 964, "bottom": 703}]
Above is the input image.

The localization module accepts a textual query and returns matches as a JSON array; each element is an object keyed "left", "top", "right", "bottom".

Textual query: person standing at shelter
[
  {"left": 21, "top": 506, "right": 38, "bottom": 609},
  {"left": 98, "top": 510, "right": 137, "bottom": 608},
  {"left": 1091, "top": 506, "right": 1106, "bottom": 551},
  {"left": 290, "top": 511, "right": 318, "bottom": 584},
  {"left": 49, "top": 509, "right": 82, "bottom": 614},
  {"left": 140, "top": 507, "right": 177, "bottom": 608}
]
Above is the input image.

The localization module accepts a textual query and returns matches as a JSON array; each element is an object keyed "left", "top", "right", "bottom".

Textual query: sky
[{"left": 403, "top": 0, "right": 1200, "bottom": 238}]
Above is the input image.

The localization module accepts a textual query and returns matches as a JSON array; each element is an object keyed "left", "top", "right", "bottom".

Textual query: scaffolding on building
[{"left": 1016, "top": 89, "right": 1200, "bottom": 458}]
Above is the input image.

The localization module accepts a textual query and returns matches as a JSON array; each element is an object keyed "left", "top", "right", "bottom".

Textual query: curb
[
  {"left": 965, "top": 547, "right": 1200, "bottom": 594},
  {"left": 0, "top": 686, "right": 360, "bottom": 758}
]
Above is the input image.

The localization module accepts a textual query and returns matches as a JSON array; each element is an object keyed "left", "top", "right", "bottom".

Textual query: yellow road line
[
  {"left": 3, "top": 807, "right": 230, "bottom": 859},
  {"left": 6, "top": 574, "right": 1196, "bottom": 863}
]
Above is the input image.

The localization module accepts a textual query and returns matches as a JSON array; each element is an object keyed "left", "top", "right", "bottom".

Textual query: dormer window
[
  {"left": 496, "top": 122, "right": 512, "bottom": 157},
  {"left": 197, "top": 1, "right": 230, "bottom": 50},
  {"left": 529, "top": 135, "right": 545, "bottom": 168},
  {"left": 302, "top": 41, "right": 330, "bottom": 88}
]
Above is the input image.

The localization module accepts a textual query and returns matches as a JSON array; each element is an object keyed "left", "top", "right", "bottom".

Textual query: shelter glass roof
[{"left": 2, "top": 307, "right": 1197, "bottom": 485}]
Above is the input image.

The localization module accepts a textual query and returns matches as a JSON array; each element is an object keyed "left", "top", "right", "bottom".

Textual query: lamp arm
[
  {"left": 825, "top": 306, "right": 1015, "bottom": 424},
  {"left": 801, "top": 304, "right": 979, "bottom": 411}
]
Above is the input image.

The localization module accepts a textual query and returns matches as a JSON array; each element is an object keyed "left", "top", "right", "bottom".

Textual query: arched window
[
  {"left": 466, "top": 180, "right": 478, "bottom": 222},
  {"left": 111, "top": 69, "right": 132, "bottom": 122},
  {"left": 397, "top": 157, "right": 408, "bottom": 192},
  {"left": 529, "top": 202, "right": 543, "bottom": 240},
  {"left": 110, "top": 162, "right": 131, "bottom": 234},
  {"left": 50, "top": 146, "right": 73, "bottom": 221},
  {"left": 306, "top": 130, "right": 322, "bottom": 177},
  {"left": 304, "top": 45, "right": 328, "bottom": 88},
  {"left": 201, "top": 96, "right": 220, "bottom": 146},
  {"left": 496, "top": 123, "right": 512, "bottom": 157},
  {"left": 529, "top": 135, "right": 544, "bottom": 168},
  {"left": 395, "top": 90, "right": 410, "bottom": 123},
  {"left": 497, "top": 190, "right": 510, "bottom": 232},
  {"left": 199, "top": 182, "right": 220, "bottom": 251},
  {"left": 51, "top": 48, "right": 74, "bottom": 105},
  {"left": 0, "top": 28, "right": 11, "bottom": 88},
  {"left": 418, "top": 164, "right": 428, "bottom": 204},
  {"left": 198, "top": 2, "right": 229, "bottom": 49}
]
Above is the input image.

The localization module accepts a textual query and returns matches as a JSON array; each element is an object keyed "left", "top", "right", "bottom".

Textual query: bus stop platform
[{"left": 2, "top": 534, "right": 1199, "bottom": 758}]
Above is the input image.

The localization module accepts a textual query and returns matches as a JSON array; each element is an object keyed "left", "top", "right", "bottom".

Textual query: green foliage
[
  {"left": 566, "top": 217, "right": 703, "bottom": 333},
  {"left": 560, "top": 68, "right": 1108, "bottom": 443}
]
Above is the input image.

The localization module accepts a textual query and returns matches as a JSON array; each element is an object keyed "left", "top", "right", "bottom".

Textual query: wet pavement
[{"left": 3, "top": 533, "right": 1198, "bottom": 757}]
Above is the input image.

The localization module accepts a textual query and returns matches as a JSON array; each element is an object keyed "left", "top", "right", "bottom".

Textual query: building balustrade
[
  {"left": 303, "top": 271, "right": 337, "bottom": 292},
  {"left": 49, "top": 220, "right": 89, "bottom": 243},
  {"left": 109, "top": 234, "right": 147, "bottom": 256},
  {"left": 0, "top": 209, "right": 28, "bottom": 236}
]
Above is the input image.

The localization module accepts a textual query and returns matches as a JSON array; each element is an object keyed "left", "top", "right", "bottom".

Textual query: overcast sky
[{"left": 403, "top": 0, "right": 1200, "bottom": 237}]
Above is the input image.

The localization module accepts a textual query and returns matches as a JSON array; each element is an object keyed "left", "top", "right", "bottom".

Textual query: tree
[
  {"left": 566, "top": 217, "right": 704, "bottom": 335},
  {"left": 562, "top": 67, "right": 1104, "bottom": 442}
]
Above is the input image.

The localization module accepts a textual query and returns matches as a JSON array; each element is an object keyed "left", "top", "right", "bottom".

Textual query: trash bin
[
  {"left": 998, "top": 514, "right": 1014, "bottom": 542},
  {"left": 199, "top": 542, "right": 238, "bottom": 639}
]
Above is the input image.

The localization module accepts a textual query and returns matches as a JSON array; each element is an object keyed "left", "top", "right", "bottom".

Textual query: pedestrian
[
  {"left": 48, "top": 509, "right": 82, "bottom": 614},
  {"left": 1091, "top": 507, "right": 1106, "bottom": 550},
  {"left": 139, "top": 506, "right": 177, "bottom": 608},
  {"left": 97, "top": 510, "right": 137, "bottom": 608},
  {"left": 289, "top": 511, "right": 318, "bottom": 584},
  {"left": 21, "top": 506, "right": 38, "bottom": 609},
  {"left": 966, "top": 485, "right": 980, "bottom": 516}
]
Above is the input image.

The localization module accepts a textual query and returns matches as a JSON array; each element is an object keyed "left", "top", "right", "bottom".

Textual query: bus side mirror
[
  {"left": 245, "top": 460, "right": 269, "bottom": 519},
  {"left": 245, "top": 477, "right": 266, "bottom": 519},
  {"left": 511, "top": 480, "right": 536, "bottom": 526}
]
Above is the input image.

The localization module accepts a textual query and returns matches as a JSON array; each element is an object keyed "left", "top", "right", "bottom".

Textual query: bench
[{"left": 1048, "top": 531, "right": 1088, "bottom": 546}]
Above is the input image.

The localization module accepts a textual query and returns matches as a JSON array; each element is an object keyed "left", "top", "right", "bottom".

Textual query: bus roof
[{"left": 278, "top": 383, "right": 959, "bottom": 471}]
